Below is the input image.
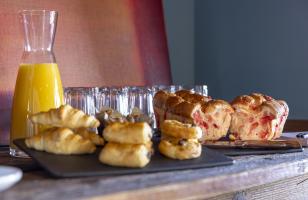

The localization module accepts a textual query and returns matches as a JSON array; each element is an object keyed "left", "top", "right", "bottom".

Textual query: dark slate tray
[{"left": 14, "top": 139, "right": 234, "bottom": 178}]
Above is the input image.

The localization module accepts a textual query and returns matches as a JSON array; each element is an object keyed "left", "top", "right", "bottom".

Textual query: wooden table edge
[{"left": 87, "top": 158, "right": 308, "bottom": 200}]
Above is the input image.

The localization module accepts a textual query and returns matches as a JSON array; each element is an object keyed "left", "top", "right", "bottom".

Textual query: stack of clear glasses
[{"left": 64, "top": 85, "right": 208, "bottom": 128}]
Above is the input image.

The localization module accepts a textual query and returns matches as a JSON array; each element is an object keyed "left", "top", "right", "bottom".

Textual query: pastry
[
  {"left": 158, "top": 138, "right": 201, "bottom": 160},
  {"left": 230, "top": 93, "right": 289, "bottom": 140},
  {"left": 99, "top": 142, "right": 152, "bottom": 168},
  {"left": 30, "top": 105, "right": 100, "bottom": 129},
  {"left": 161, "top": 120, "right": 202, "bottom": 140},
  {"left": 159, "top": 120, "right": 202, "bottom": 160},
  {"left": 75, "top": 128, "right": 104, "bottom": 146},
  {"left": 25, "top": 127, "right": 96, "bottom": 155},
  {"left": 103, "top": 122, "right": 152, "bottom": 144},
  {"left": 153, "top": 90, "right": 234, "bottom": 141}
]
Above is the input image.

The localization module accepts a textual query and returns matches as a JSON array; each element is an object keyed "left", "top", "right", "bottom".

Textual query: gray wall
[
  {"left": 163, "top": 0, "right": 195, "bottom": 85},
  {"left": 195, "top": 0, "right": 308, "bottom": 118},
  {"left": 164, "top": 0, "right": 308, "bottom": 118}
]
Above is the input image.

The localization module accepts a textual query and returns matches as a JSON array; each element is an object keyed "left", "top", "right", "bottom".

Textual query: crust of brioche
[
  {"left": 153, "top": 90, "right": 175, "bottom": 109},
  {"left": 175, "top": 90, "right": 210, "bottom": 103},
  {"left": 165, "top": 96, "right": 184, "bottom": 109},
  {"left": 201, "top": 100, "right": 234, "bottom": 114},
  {"left": 168, "top": 101, "right": 201, "bottom": 119}
]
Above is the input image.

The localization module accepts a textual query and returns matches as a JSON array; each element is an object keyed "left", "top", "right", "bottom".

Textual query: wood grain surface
[
  {"left": 1, "top": 148, "right": 308, "bottom": 199},
  {"left": 209, "top": 173, "right": 308, "bottom": 200}
]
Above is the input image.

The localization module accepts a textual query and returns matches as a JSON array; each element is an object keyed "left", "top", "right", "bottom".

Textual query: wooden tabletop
[{"left": 1, "top": 120, "right": 308, "bottom": 200}]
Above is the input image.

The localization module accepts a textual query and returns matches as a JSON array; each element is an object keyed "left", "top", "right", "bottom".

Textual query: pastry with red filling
[
  {"left": 229, "top": 93, "right": 289, "bottom": 140},
  {"left": 153, "top": 90, "right": 234, "bottom": 141}
]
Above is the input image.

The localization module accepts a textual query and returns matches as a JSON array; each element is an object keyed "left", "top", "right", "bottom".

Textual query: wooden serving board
[
  {"left": 14, "top": 139, "right": 233, "bottom": 178},
  {"left": 203, "top": 135, "right": 303, "bottom": 156}
]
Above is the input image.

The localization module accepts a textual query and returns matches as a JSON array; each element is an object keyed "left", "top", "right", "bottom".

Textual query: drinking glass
[
  {"left": 109, "top": 87, "right": 129, "bottom": 116},
  {"left": 181, "top": 85, "right": 208, "bottom": 96},
  {"left": 194, "top": 85, "right": 208, "bottom": 96},
  {"left": 95, "top": 87, "right": 111, "bottom": 112},
  {"left": 64, "top": 87, "right": 96, "bottom": 116}
]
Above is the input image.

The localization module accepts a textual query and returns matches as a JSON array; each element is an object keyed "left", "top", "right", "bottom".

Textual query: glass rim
[{"left": 19, "top": 10, "right": 58, "bottom": 15}]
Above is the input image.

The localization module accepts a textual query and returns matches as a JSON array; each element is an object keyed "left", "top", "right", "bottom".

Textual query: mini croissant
[
  {"left": 25, "top": 127, "right": 96, "bottom": 155},
  {"left": 30, "top": 105, "right": 100, "bottom": 129}
]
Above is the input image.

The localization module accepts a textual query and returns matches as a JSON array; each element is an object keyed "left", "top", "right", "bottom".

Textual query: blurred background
[
  {"left": 163, "top": 0, "right": 308, "bottom": 119},
  {"left": 0, "top": 0, "right": 307, "bottom": 144}
]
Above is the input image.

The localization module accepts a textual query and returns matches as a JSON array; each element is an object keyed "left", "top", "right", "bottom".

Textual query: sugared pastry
[
  {"left": 158, "top": 137, "right": 201, "bottom": 160},
  {"left": 103, "top": 122, "right": 152, "bottom": 144},
  {"left": 30, "top": 105, "right": 100, "bottom": 129},
  {"left": 25, "top": 128, "right": 96, "bottom": 155},
  {"left": 153, "top": 90, "right": 234, "bottom": 141},
  {"left": 99, "top": 142, "right": 152, "bottom": 168},
  {"left": 75, "top": 128, "right": 104, "bottom": 146},
  {"left": 229, "top": 93, "right": 289, "bottom": 140},
  {"left": 161, "top": 120, "right": 202, "bottom": 140}
]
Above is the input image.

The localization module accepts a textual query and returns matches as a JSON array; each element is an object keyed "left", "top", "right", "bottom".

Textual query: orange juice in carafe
[
  {"left": 10, "top": 63, "right": 63, "bottom": 149},
  {"left": 10, "top": 10, "right": 63, "bottom": 157}
]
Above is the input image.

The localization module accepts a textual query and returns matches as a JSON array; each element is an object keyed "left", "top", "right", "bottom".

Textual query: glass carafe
[{"left": 10, "top": 10, "right": 64, "bottom": 157}]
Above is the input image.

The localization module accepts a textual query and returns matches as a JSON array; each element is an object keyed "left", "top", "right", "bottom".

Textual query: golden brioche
[
  {"left": 230, "top": 93, "right": 289, "bottom": 140},
  {"left": 153, "top": 90, "right": 234, "bottom": 141}
]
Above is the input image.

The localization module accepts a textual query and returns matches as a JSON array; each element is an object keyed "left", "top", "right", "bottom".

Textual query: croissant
[
  {"left": 30, "top": 105, "right": 100, "bottom": 129},
  {"left": 25, "top": 127, "right": 96, "bottom": 155},
  {"left": 75, "top": 128, "right": 104, "bottom": 146}
]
